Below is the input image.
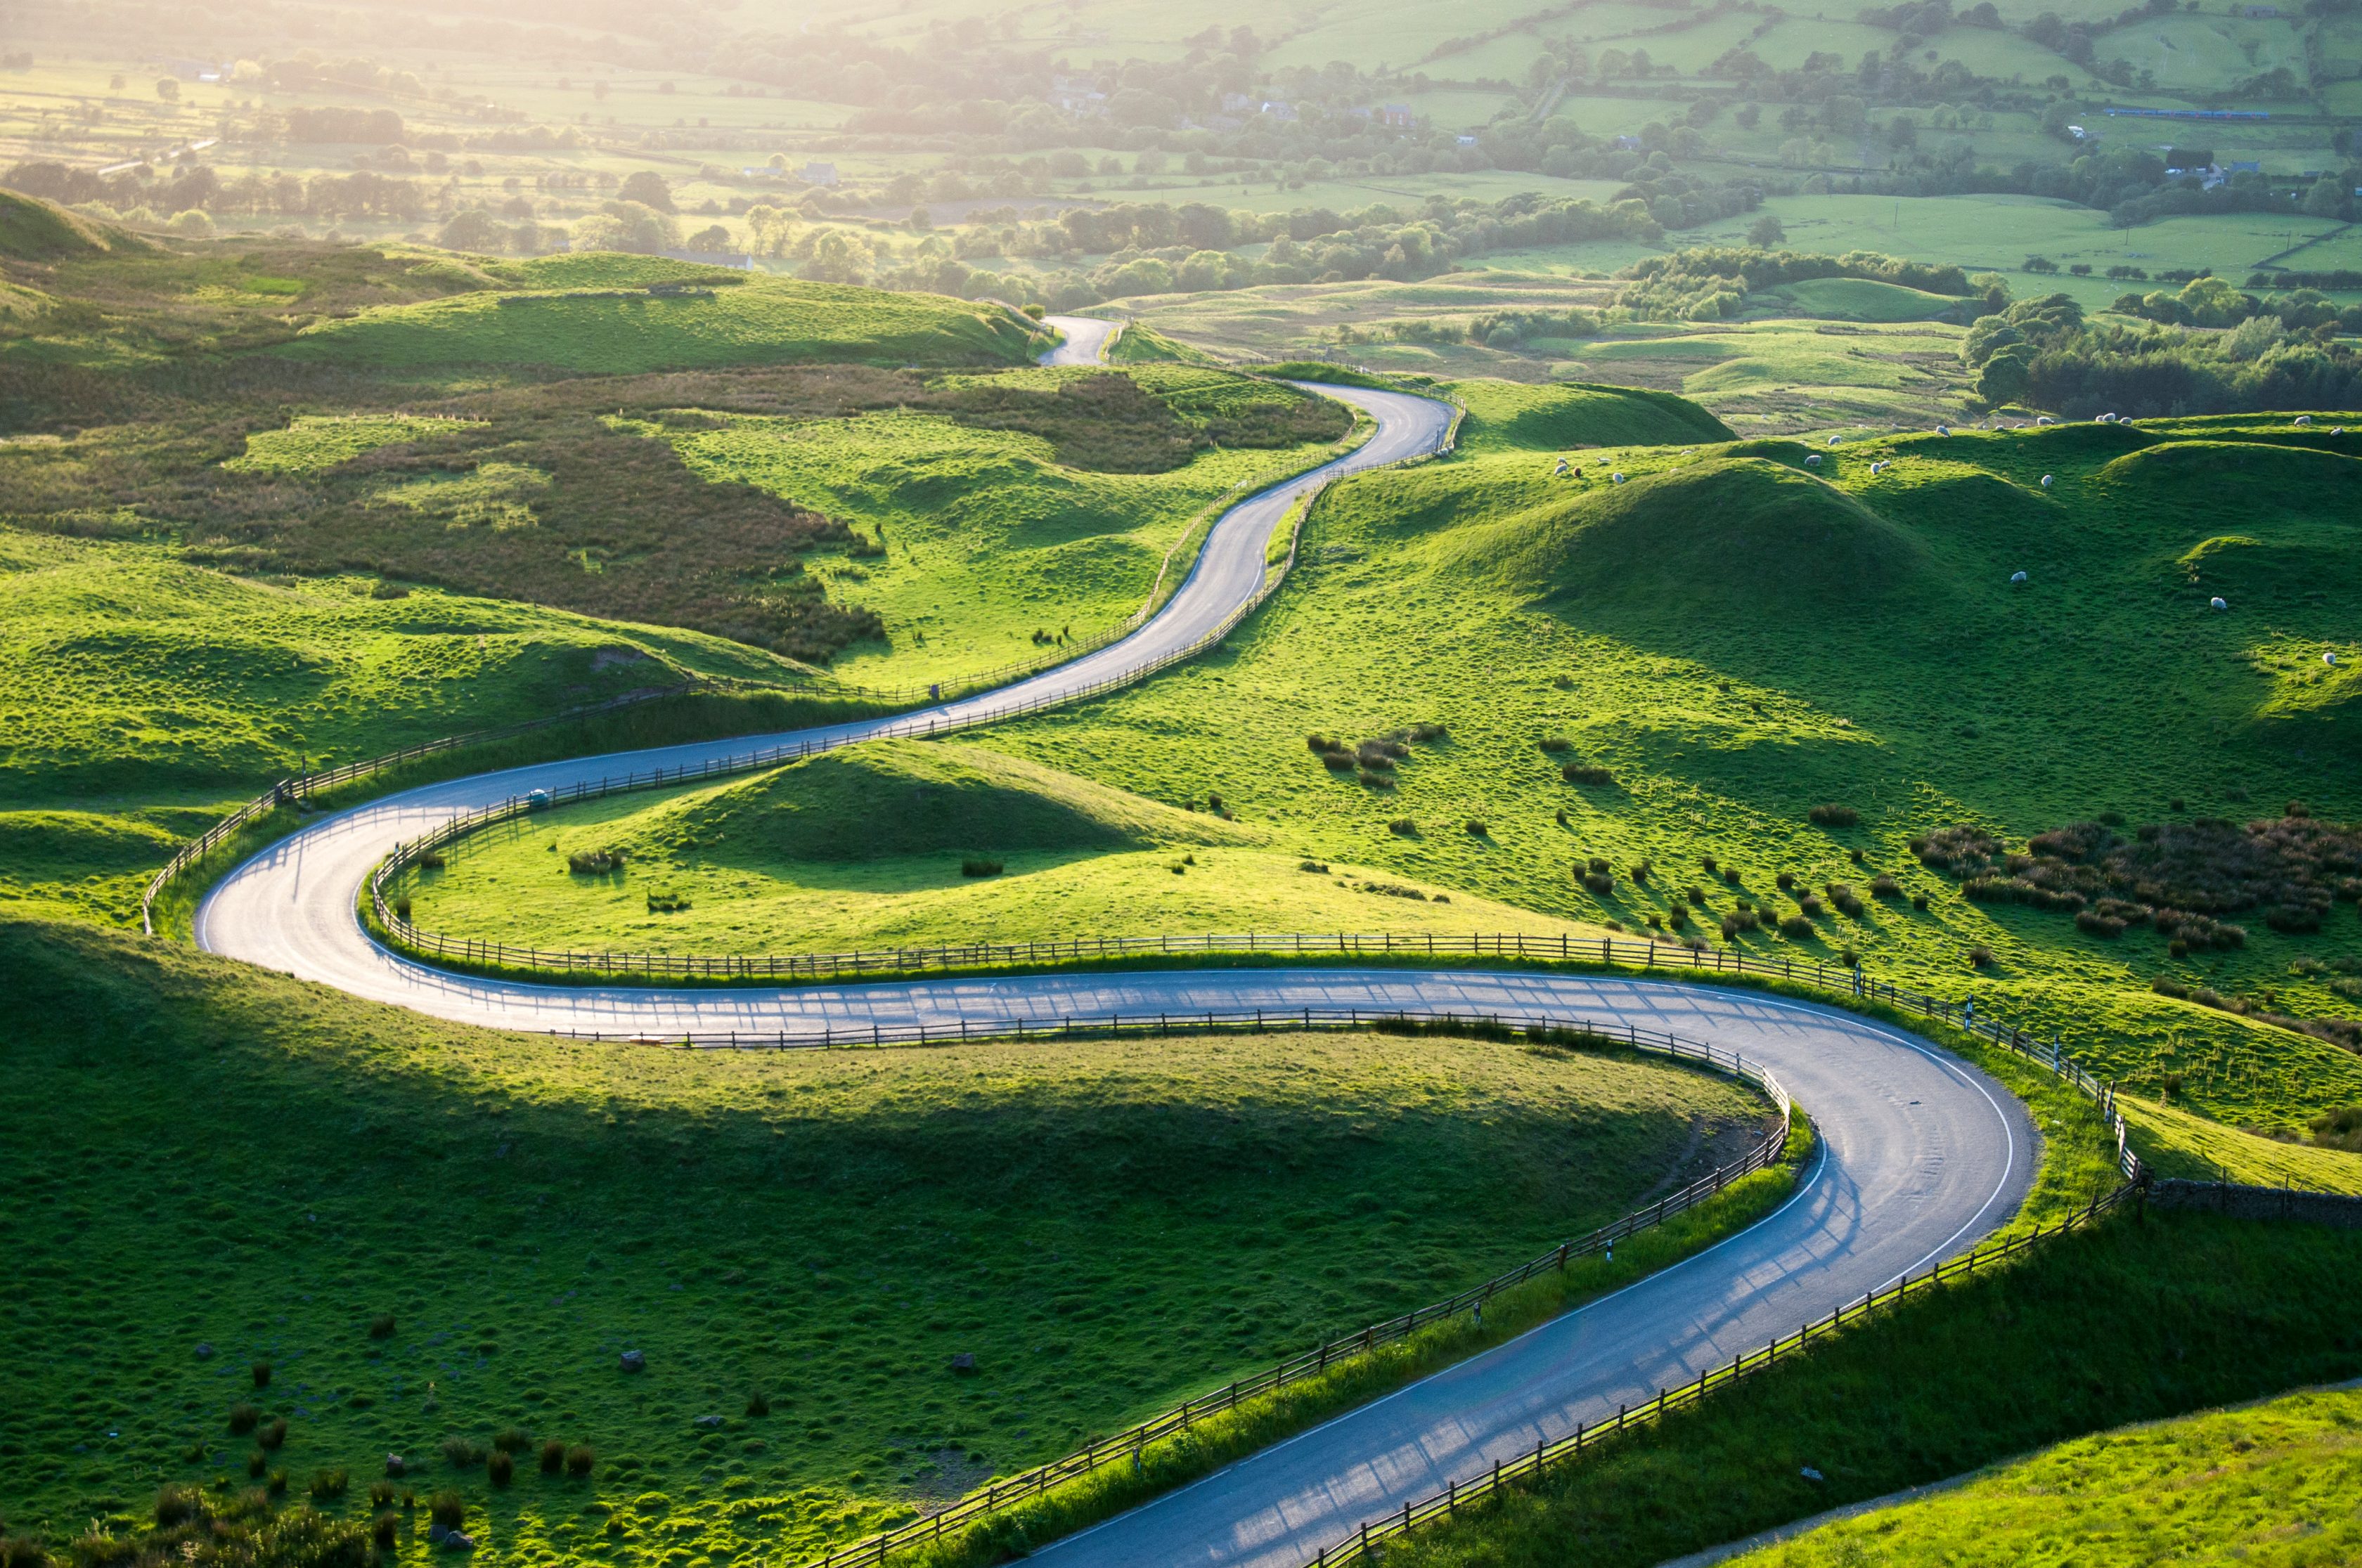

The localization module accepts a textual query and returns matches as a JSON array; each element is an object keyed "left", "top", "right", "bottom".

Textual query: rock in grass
[
  {"left": 694, "top": 1414, "right": 724, "bottom": 1429},
  {"left": 195, "top": 1342, "right": 214, "bottom": 1360},
  {"left": 950, "top": 1352, "right": 978, "bottom": 1373},
  {"left": 619, "top": 1349, "right": 645, "bottom": 1373}
]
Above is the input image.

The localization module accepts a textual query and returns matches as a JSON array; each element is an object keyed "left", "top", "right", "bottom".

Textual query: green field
[
  {"left": 0, "top": 918, "right": 1765, "bottom": 1556},
  {"left": 1376, "top": 1212, "right": 2362, "bottom": 1568},
  {"left": 401, "top": 739, "right": 1611, "bottom": 957},
  {"left": 276, "top": 278, "right": 1041, "bottom": 376},
  {"left": 1716, "top": 1382, "right": 2362, "bottom": 1567}
]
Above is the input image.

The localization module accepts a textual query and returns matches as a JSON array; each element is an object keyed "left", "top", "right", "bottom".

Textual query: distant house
[
  {"left": 799, "top": 162, "right": 839, "bottom": 187},
  {"left": 1456, "top": 132, "right": 1480, "bottom": 146},
  {"left": 1379, "top": 103, "right": 1415, "bottom": 128},
  {"left": 1261, "top": 99, "right": 1299, "bottom": 122}
]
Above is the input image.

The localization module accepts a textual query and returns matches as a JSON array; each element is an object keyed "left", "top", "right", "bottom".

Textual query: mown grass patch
[{"left": 0, "top": 918, "right": 1767, "bottom": 1559}]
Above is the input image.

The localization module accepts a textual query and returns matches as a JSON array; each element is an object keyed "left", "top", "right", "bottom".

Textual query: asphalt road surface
[{"left": 192, "top": 328, "right": 2034, "bottom": 1566}]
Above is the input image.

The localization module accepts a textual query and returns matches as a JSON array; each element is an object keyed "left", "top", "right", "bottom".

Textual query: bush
[
  {"left": 2076, "top": 908, "right": 2127, "bottom": 937},
  {"left": 1778, "top": 915, "right": 1815, "bottom": 939},
  {"left": 1968, "top": 945, "right": 1996, "bottom": 967},
  {"left": 1808, "top": 803, "right": 1861, "bottom": 827},
  {"left": 1583, "top": 871, "right": 1616, "bottom": 896},
  {"left": 1298, "top": 860, "right": 1329, "bottom": 873},
  {"left": 1307, "top": 733, "right": 1342, "bottom": 753},
  {"left": 309, "top": 1469, "right": 348, "bottom": 1499},
  {"left": 1775, "top": 872, "right": 1795, "bottom": 890},
  {"left": 960, "top": 857, "right": 1003, "bottom": 877},
  {"left": 1796, "top": 895, "right": 1826, "bottom": 918},
  {"left": 441, "top": 1437, "right": 485, "bottom": 1468},
  {"left": 1686, "top": 886, "right": 1705, "bottom": 905},
  {"left": 1871, "top": 874, "right": 1902, "bottom": 898},
  {"left": 228, "top": 1403, "right": 259, "bottom": 1435},
  {"left": 1562, "top": 763, "right": 1614, "bottom": 785},
  {"left": 1911, "top": 891, "right": 1930, "bottom": 910},
  {"left": 540, "top": 1440, "right": 566, "bottom": 1475},
  {"left": 430, "top": 1492, "right": 465, "bottom": 1532},
  {"left": 373, "top": 1513, "right": 399, "bottom": 1549},
  {"left": 1465, "top": 819, "right": 1488, "bottom": 836},
  {"left": 1388, "top": 818, "right": 1416, "bottom": 836},
  {"left": 1630, "top": 859, "right": 1652, "bottom": 883},
  {"left": 488, "top": 1450, "right": 515, "bottom": 1486},
  {"left": 566, "top": 1446, "right": 596, "bottom": 1479},
  {"left": 258, "top": 1418, "right": 287, "bottom": 1451},
  {"left": 1539, "top": 736, "right": 1573, "bottom": 753},
  {"left": 1722, "top": 867, "right": 1741, "bottom": 886},
  {"left": 252, "top": 1362, "right": 271, "bottom": 1389},
  {"left": 493, "top": 1427, "right": 531, "bottom": 1453},
  {"left": 266, "top": 1469, "right": 288, "bottom": 1496},
  {"left": 368, "top": 1314, "right": 396, "bottom": 1340},
  {"left": 369, "top": 1481, "right": 395, "bottom": 1508},
  {"left": 1321, "top": 751, "right": 1356, "bottom": 772},
  {"left": 746, "top": 1389, "right": 770, "bottom": 1417},
  {"left": 1699, "top": 854, "right": 1718, "bottom": 873}
]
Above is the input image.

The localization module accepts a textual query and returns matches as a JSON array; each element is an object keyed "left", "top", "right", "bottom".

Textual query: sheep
[
  {"left": 1554, "top": 457, "right": 1570, "bottom": 475},
  {"left": 2210, "top": 597, "right": 2229, "bottom": 611},
  {"left": 1611, "top": 472, "right": 1627, "bottom": 484},
  {"left": 2036, "top": 415, "right": 2056, "bottom": 425},
  {"left": 2325, "top": 652, "right": 2340, "bottom": 667},
  {"left": 2295, "top": 414, "right": 2313, "bottom": 427},
  {"left": 1828, "top": 434, "right": 1843, "bottom": 446},
  {"left": 2039, "top": 474, "right": 2054, "bottom": 488},
  {"left": 2011, "top": 570, "right": 2029, "bottom": 584},
  {"left": 2334, "top": 426, "right": 2347, "bottom": 436},
  {"left": 1934, "top": 425, "right": 1951, "bottom": 436},
  {"left": 1869, "top": 460, "right": 1888, "bottom": 475},
  {"left": 1804, "top": 453, "right": 1823, "bottom": 466}
]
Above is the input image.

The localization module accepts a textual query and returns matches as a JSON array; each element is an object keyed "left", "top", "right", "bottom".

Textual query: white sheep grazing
[
  {"left": 1828, "top": 434, "right": 1844, "bottom": 446},
  {"left": 2040, "top": 474, "right": 2054, "bottom": 487},
  {"left": 2295, "top": 414, "right": 2313, "bottom": 427},
  {"left": 2326, "top": 652, "right": 2340, "bottom": 667},
  {"left": 1935, "top": 425, "right": 1951, "bottom": 436},
  {"left": 2011, "top": 570, "right": 2029, "bottom": 584},
  {"left": 1611, "top": 472, "right": 1627, "bottom": 484},
  {"left": 1804, "top": 453, "right": 1823, "bottom": 466},
  {"left": 2210, "top": 597, "right": 2229, "bottom": 611},
  {"left": 2037, "top": 415, "right": 2056, "bottom": 426},
  {"left": 1870, "top": 460, "right": 1888, "bottom": 475},
  {"left": 1554, "top": 458, "right": 1570, "bottom": 474}
]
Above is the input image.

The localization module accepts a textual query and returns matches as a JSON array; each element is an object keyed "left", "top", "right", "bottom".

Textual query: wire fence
[{"left": 766, "top": 1008, "right": 1793, "bottom": 1568}]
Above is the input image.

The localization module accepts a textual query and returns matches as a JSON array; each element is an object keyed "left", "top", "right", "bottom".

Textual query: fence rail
[
  {"left": 1302, "top": 1179, "right": 2142, "bottom": 1567},
  {"left": 763, "top": 1007, "right": 1793, "bottom": 1568},
  {"left": 136, "top": 682, "right": 738, "bottom": 935}
]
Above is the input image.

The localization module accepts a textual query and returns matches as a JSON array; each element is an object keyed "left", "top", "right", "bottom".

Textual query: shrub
[
  {"left": 266, "top": 1470, "right": 288, "bottom": 1496},
  {"left": 373, "top": 1513, "right": 399, "bottom": 1549},
  {"left": 1388, "top": 818, "right": 1416, "bottom": 836},
  {"left": 1358, "top": 767, "right": 1395, "bottom": 789},
  {"left": 540, "top": 1440, "right": 566, "bottom": 1475},
  {"left": 1968, "top": 945, "right": 1996, "bottom": 968},
  {"left": 493, "top": 1427, "right": 531, "bottom": 1454},
  {"left": 228, "top": 1403, "right": 259, "bottom": 1435},
  {"left": 960, "top": 857, "right": 1003, "bottom": 877},
  {"left": 1778, "top": 915, "right": 1815, "bottom": 939},
  {"left": 1825, "top": 883, "right": 1865, "bottom": 918},
  {"left": 258, "top": 1418, "right": 287, "bottom": 1451},
  {"left": 245, "top": 1450, "right": 266, "bottom": 1478},
  {"left": 441, "top": 1437, "right": 485, "bottom": 1468},
  {"left": 1307, "top": 733, "right": 1342, "bottom": 753},
  {"left": 1321, "top": 751, "right": 1356, "bottom": 772},
  {"left": 252, "top": 1362, "right": 271, "bottom": 1389},
  {"left": 747, "top": 1389, "right": 770, "bottom": 1417},
  {"left": 1465, "top": 819, "right": 1488, "bottom": 836},
  {"left": 2077, "top": 909, "right": 2127, "bottom": 938},
  {"left": 1667, "top": 905, "right": 1690, "bottom": 928},
  {"left": 309, "top": 1470, "right": 348, "bottom": 1499},
  {"left": 1700, "top": 854, "right": 1718, "bottom": 873},
  {"left": 1630, "top": 859, "right": 1652, "bottom": 883},
  {"left": 1686, "top": 886, "right": 1705, "bottom": 905},
  {"left": 566, "top": 1446, "right": 596, "bottom": 1479},
  {"left": 1408, "top": 722, "right": 1447, "bottom": 742},
  {"left": 488, "top": 1451, "right": 515, "bottom": 1487},
  {"left": 1838, "top": 947, "right": 1861, "bottom": 966},
  {"left": 1871, "top": 874, "right": 1902, "bottom": 898},
  {"left": 430, "top": 1492, "right": 465, "bottom": 1532},
  {"left": 1539, "top": 736, "right": 1573, "bottom": 753},
  {"left": 1775, "top": 872, "right": 1795, "bottom": 890},
  {"left": 1722, "top": 867, "right": 1741, "bottom": 886},
  {"left": 369, "top": 1481, "right": 395, "bottom": 1508},
  {"left": 1911, "top": 892, "right": 1930, "bottom": 910},
  {"left": 1298, "top": 860, "right": 1330, "bottom": 873},
  {"left": 1848, "top": 848, "right": 1865, "bottom": 864},
  {"left": 1554, "top": 808, "right": 1569, "bottom": 824},
  {"left": 1587, "top": 857, "right": 1612, "bottom": 875},
  {"left": 1562, "top": 763, "right": 1614, "bottom": 785},
  {"left": 368, "top": 1314, "right": 396, "bottom": 1340},
  {"left": 393, "top": 895, "right": 411, "bottom": 921},
  {"left": 567, "top": 848, "right": 626, "bottom": 874},
  {"left": 1583, "top": 871, "right": 1615, "bottom": 895},
  {"left": 1796, "top": 895, "right": 1826, "bottom": 918},
  {"left": 1808, "top": 803, "right": 1860, "bottom": 827}
]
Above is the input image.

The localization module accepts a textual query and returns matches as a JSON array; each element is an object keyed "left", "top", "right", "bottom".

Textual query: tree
[
  {"left": 155, "top": 77, "right": 179, "bottom": 101},
  {"left": 2302, "top": 175, "right": 2351, "bottom": 221},
  {"left": 685, "top": 223, "right": 733, "bottom": 251},
  {"left": 437, "top": 209, "right": 503, "bottom": 252},
  {"left": 1976, "top": 342, "right": 2035, "bottom": 404},
  {"left": 1747, "top": 214, "right": 1786, "bottom": 248},
  {"left": 618, "top": 170, "right": 674, "bottom": 212},
  {"left": 591, "top": 80, "right": 609, "bottom": 101}
]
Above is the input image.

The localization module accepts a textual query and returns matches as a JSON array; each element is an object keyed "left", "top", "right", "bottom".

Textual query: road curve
[
  {"left": 1039, "top": 313, "right": 1118, "bottom": 365},
  {"left": 191, "top": 324, "right": 2038, "bottom": 1567}
]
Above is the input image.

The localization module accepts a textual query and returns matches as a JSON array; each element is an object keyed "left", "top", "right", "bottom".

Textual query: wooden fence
[{"left": 770, "top": 1009, "right": 1793, "bottom": 1568}]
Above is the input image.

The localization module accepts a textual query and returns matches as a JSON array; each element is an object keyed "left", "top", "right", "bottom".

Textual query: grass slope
[
  {"left": 0, "top": 919, "right": 1764, "bottom": 1558},
  {"left": 276, "top": 276, "right": 1039, "bottom": 375},
  {"left": 1719, "top": 1382, "right": 2362, "bottom": 1567},
  {"left": 404, "top": 740, "right": 1611, "bottom": 956},
  {"left": 1376, "top": 1212, "right": 2362, "bottom": 1568},
  {"left": 1768, "top": 277, "right": 1962, "bottom": 323},
  {"left": 958, "top": 408, "right": 2362, "bottom": 1176},
  {"left": 1446, "top": 378, "right": 1736, "bottom": 453}
]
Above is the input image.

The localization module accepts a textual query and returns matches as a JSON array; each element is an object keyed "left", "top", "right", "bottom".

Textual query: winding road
[{"left": 193, "top": 318, "right": 2037, "bottom": 1567}]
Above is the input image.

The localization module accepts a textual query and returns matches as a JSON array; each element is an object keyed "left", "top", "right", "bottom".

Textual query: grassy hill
[
  {"left": 957, "top": 407, "right": 2362, "bottom": 1183},
  {"left": 1374, "top": 1212, "right": 2362, "bottom": 1568},
  {"left": 1713, "top": 1382, "right": 2362, "bottom": 1568},
  {"left": 0, "top": 916, "right": 1764, "bottom": 1558},
  {"left": 275, "top": 276, "right": 1042, "bottom": 376},
  {"left": 0, "top": 188, "right": 152, "bottom": 260},
  {"left": 403, "top": 740, "right": 1611, "bottom": 958},
  {"left": 1768, "top": 277, "right": 1961, "bottom": 323}
]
